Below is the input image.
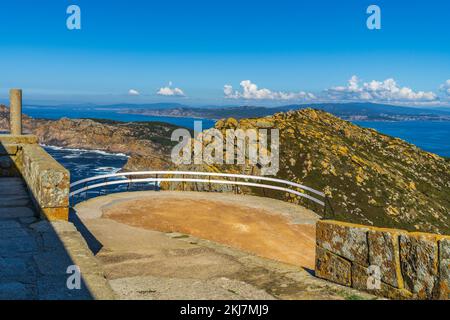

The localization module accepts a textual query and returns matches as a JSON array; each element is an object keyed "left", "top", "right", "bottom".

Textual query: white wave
[
  {"left": 94, "top": 167, "right": 122, "bottom": 174},
  {"left": 41, "top": 144, "right": 129, "bottom": 158}
]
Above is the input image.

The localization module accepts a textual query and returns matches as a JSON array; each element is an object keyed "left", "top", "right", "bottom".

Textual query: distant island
[{"left": 115, "top": 102, "right": 450, "bottom": 122}]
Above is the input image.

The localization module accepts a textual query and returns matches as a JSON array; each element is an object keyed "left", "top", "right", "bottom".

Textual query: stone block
[
  {"left": 0, "top": 135, "right": 38, "bottom": 145},
  {"left": 437, "top": 259, "right": 449, "bottom": 300},
  {"left": 315, "top": 246, "right": 351, "bottom": 286},
  {"left": 40, "top": 207, "right": 69, "bottom": 221},
  {"left": 438, "top": 239, "right": 450, "bottom": 300},
  {"left": 352, "top": 263, "right": 412, "bottom": 300},
  {"left": 400, "top": 233, "right": 439, "bottom": 299},
  {"left": 316, "top": 220, "right": 369, "bottom": 266},
  {"left": 19, "top": 144, "right": 70, "bottom": 221},
  {"left": 368, "top": 228, "right": 406, "bottom": 288},
  {"left": 351, "top": 262, "right": 369, "bottom": 291},
  {"left": 440, "top": 238, "right": 450, "bottom": 260}
]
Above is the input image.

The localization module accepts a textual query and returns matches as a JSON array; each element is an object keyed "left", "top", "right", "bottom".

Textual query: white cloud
[
  {"left": 325, "top": 76, "right": 437, "bottom": 103},
  {"left": 157, "top": 83, "right": 185, "bottom": 97},
  {"left": 128, "top": 89, "right": 140, "bottom": 96},
  {"left": 224, "top": 80, "right": 316, "bottom": 101},
  {"left": 440, "top": 80, "right": 450, "bottom": 97}
]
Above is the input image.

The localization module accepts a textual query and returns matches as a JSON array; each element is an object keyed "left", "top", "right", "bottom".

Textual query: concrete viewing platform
[{"left": 74, "top": 191, "right": 376, "bottom": 300}]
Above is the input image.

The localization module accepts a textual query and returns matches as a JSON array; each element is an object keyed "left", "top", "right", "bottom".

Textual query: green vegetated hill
[{"left": 172, "top": 109, "right": 450, "bottom": 234}]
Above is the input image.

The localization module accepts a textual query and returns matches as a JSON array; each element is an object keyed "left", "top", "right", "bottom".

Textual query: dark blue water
[
  {"left": 23, "top": 105, "right": 215, "bottom": 130},
  {"left": 354, "top": 121, "right": 450, "bottom": 158},
  {"left": 44, "top": 146, "right": 156, "bottom": 200},
  {"left": 43, "top": 145, "right": 129, "bottom": 183}
]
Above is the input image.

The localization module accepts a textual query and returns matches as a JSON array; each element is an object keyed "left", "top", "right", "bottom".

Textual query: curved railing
[{"left": 69, "top": 171, "right": 325, "bottom": 207}]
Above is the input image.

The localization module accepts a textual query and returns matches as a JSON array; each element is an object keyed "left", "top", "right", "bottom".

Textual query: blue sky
[{"left": 0, "top": 0, "right": 449, "bottom": 106}]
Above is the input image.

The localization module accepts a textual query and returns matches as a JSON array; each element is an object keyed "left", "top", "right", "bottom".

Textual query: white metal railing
[{"left": 69, "top": 171, "right": 325, "bottom": 206}]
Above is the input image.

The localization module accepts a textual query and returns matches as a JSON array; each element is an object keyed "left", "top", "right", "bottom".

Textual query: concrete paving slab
[
  {"left": 0, "top": 207, "right": 35, "bottom": 219},
  {"left": 0, "top": 282, "right": 31, "bottom": 300}
]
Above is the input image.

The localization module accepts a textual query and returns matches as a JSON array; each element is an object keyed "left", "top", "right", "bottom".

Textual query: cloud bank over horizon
[
  {"left": 224, "top": 80, "right": 316, "bottom": 101},
  {"left": 325, "top": 76, "right": 437, "bottom": 103},
  {"left": 223, "top": 77, "right": 450, "bottom": 106},
  {"left": 441, "top": 80, "right": 450, "bottom": 98}
]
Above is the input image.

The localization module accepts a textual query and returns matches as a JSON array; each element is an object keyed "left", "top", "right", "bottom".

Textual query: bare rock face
[
  {"left": 399, "top": 234, "right": 439, "bottom": 299},
  {"left": 0, "top": 105, "right": 178, "bottom": 172},
  {"left": 200, "top": 109, "right": 450, "bottom": 234},
  {"left": 121, "top": 154, "right": 169, "bottom": 171}
]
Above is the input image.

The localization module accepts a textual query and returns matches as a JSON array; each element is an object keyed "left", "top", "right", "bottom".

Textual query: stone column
[{"left": 10, "top": 89, "right": 22, "bottom": 136}]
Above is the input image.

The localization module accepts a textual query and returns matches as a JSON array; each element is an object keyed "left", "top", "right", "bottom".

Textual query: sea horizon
[{"left": 23, "top": 104, "right": 450, "bottom": 159}]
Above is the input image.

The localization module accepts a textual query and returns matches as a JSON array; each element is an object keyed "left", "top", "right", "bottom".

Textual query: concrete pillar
[{"left": 9, "top": 89, "right": 22, "bottom": 136}]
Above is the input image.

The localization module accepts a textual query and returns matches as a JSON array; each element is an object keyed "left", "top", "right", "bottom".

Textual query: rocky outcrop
[
  {"left": 0, "top": 105, "right": 178, "bottom": 171},
  {"left": 174, "top": 109, "right": 450, "bottom": 234}
]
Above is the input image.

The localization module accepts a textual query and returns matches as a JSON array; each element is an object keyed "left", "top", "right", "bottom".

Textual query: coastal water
[
  {"left": 354, "top": 121, "right": 450, "bottom": 158},
  {"left": 43, "top": 146, "right": 129, "bottom": 183},
  {"left": 23, "top": 105, "right": 215, "bottom": 130}
]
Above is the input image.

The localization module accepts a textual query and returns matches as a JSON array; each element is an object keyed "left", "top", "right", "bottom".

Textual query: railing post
[{"left": 9, "top": 89, "right": 23, "bottom": 135}]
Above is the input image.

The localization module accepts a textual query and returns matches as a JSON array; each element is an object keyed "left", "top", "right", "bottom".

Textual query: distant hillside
[
  {"left": 122, "top": 102, "right": 450, "bottom": 121},
  {"left": 167, "top": 109, "right": 450, "bottom": 234}
]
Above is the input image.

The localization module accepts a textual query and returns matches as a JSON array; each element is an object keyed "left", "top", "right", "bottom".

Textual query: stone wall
[
  {"left": 0, "top": 135, "right": 37, "bottom": 176},
  {"left": 315, "top": 220, "right": 450, "bottom": 300},
  {"left": 0, "top": 135, "right": 70, "bottom": 220}
]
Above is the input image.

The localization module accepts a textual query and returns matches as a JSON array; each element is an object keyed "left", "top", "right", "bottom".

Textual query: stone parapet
[
  {"left": 315, "top": 220, "right": 450, "bottom": 300},
  {"left": 21, "top": 143, "right": 70, "bottom": 220},
  {"left": 0, "top": 135, "right": 70, "bottom": 221}
]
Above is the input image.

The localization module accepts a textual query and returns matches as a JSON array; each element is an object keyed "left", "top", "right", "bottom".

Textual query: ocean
[
  {"left": 23, "top": 105, "right": 216, "bottom": 130},
  {"left": 354, "top": 121, "right": 450, "bottom": 158},
  {"left": 34, "top": 106, "right": 449, "bottom": 186}
]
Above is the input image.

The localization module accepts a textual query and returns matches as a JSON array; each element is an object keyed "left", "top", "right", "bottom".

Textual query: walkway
[
  {"left": 74, "top": 191, "right": 376, "bottom": 300},
  {"left": 0, "top": 177, "right": 114, "bottom": 300}
]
